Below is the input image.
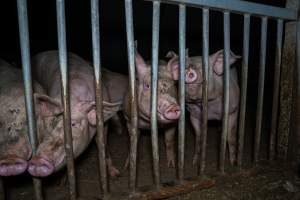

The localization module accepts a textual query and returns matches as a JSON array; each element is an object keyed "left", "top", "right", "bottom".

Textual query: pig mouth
[
  {"left": 28, "top": 156, "right": 54, "bottom": 177},
  {"left": 0, "top": 157, "right": 28, "bottom": 176},
  {"left": 159, "top": 105, "right": 181, "bottom": 121}
]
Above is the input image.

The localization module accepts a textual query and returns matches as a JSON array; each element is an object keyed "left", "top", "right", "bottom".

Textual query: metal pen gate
[{"left": 0, "top": 0, "right": 299, "bottom": 199}]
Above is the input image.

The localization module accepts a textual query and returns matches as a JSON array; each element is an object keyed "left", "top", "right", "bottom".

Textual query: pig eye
[{"left": 71, "top": 122, "right": 76, "bottom": 127}]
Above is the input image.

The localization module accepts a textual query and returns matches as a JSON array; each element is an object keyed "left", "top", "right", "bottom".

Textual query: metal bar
[
  {"left": 151, "top": 0, "right": 161, "bottom": 189},
  {"left": 219, "top": 11, "right": 230, "bottom": 174},
  {"left": 17, "top": 1, "right": 43, "bottom": 199},
  {"left": 178, "top": 3, "right": 186, "bottom": 182},
  {"left": 125, "top": 0, "right": 138, "bottom": 193},
  {"left": 0, "top": 178, "right": 4, "bottom": 200},
  {"left": 128, "top": 179, "right": 216, "bottom": 200},
  {"left": 199, "top": 8, "right": 209, "bottom": 175},
  {"left": 254, "top": 17, "right": 268, "bottom": 164},
  {"left": 237, "top": 14, "right": 250, "bottom": 169},
  {"left": 269, "top": 19, "right": 283, "bottom": 161},
  {"left": 56, "top": 0, "right": 77, "bottom": 199},
  {"left": 91, "top": 0, "right": 109, "bottom": 196},
  {"left": 151, "top": 0, "right": 297, "bottom": 21}
]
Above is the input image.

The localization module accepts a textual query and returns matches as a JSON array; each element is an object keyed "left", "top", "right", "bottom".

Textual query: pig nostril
[{"left": 189, "top": 72, "right": 194, "bottom": 78}]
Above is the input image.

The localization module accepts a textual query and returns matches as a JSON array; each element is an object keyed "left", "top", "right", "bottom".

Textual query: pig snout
[
  {"left": 0, "top": 157, "right": 28, "bottom": 176},
  {"left": 28, "top": 156, "right": 54, "bottom": 177},
  {"left": 185, "top": 68, "right": 198, "bottom": 84},
  {"left": 162, "top": 104, "right": 181, "bottom": 120}
]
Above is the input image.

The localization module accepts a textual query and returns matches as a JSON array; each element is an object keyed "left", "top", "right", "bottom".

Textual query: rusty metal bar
[
  {"left": 125, "top": 0, "right": 138, "bottom": 193},
  {"left": 254, "top": 17, "right": 268, "bottom": 164},
  {"left": 178, "top": 3, "right": 186, "bottom": 182},
  {"left": 219, "top": 11, "right": 230, "bottom": 174},
  {"left": 269, "top": 19, "right": 283, "bottom": 161},
  {"left": 17, "top": 0, "right": 43, "bottom": 199},
  {"left": 56, "top": 0, "right": 77, "bottom": 199},
  {"left": 128, "top": 179, "right": 216, "bottom": 200},
  {"left": 237, "top": 14, "right": 250, "bottom": 169},
  {"left": 153, "top": 0, "right": 297, "bottom": 20},
  {"left": 0, "top": 178, "right": 4, "bottom": 200},
  {"left": 91, "top": 0, "right": 109, "bottom": 196},
  {"left": 199, "top": 8, "right": 209, "bottom": 175},
  {"left": 151, "top": 0, "right": 161, "bottom": 189}
]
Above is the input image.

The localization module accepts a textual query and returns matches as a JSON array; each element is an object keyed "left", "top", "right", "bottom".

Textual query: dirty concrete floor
[{"left": 2, "top": 118, "right": 300, "bottom": 200}]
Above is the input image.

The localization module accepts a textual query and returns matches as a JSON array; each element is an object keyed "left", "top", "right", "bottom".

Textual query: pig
[
  {"left": 166, "top": 49, "right": 240, "bottom": 165},
  {"left": 0, "top": 59, "right": 50, "bottom": 176},
  {"left": 28, "top": 51, "right": 121, "bottom": 177},
  {"left": 123, "top": 51, "right": 181, "bottom": 168}
]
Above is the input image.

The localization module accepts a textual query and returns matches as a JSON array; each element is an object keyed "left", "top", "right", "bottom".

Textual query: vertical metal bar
[
  {"left": 91, "top": 0, "right": 109, "bottom": 196},
  {"left": 151, "top": 1, "right": 161, "bottom": 189},
  {"left": 269, "top": 19, "right": 283, "bottom": 161},
  {"left": 0, "top": 178, "right": 4, "bottom": 200},
  {"left": 56, "top": 0, "right": 77, "bottom": 199},
  {"left": 296, "top": 16, "right": 300, "bottom": 168},
  {"left": 219, "top": 11, "right": 230, "bottom": 174},
  {"left": 17, "top": 1, "right": 43, "bottom": 199},
  {"left": 124, "top": 0, "right": 138, "bottom": 193},
  {"left": 237, "top": 14, "right": 250, "bottom": 168},
  {"left": 178, "top": 3, "right": 186, "bottom": 182},
  {"left": 254, "top": 17, "right": 268, "bottom": 164},
  {"left": 200, "top": 8, "right": 209, "bottom": 175}
]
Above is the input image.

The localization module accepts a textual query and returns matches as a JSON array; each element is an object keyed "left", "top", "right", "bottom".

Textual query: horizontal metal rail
[{"left": 150, "top": 0, "right": 297, "bottom": 20}]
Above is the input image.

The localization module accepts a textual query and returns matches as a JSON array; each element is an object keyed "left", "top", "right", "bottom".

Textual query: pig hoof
[
  {"left": 109, "top": 166, "right": 120, "bottom": 178},
  {"left": 28, "top": 156, "right": 54, "bottom": 177},
  {"left": 0, "top": 157, "right": 28, "bottom": 176}
]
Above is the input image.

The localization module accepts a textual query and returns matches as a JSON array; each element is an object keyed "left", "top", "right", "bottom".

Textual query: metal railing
[{"left": 0, "top": 0, "right": 297, "bottom": 199}]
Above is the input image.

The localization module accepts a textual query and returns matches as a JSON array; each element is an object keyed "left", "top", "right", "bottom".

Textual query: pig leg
[
  {"left": 96, "top": 125, "right": 120, "bottom": 177},
  {"left": 227, "top": 111, "right": 238, "bottom": 165},
  {"left": 105, "top": 125, "right": 120, "bottom": 178},
  {"left": 124, "top": 122, "right": 140, "bottom": 169},
  {"left": 190, "top": 115, "right": 202, "bottom": 167},
  {"left": 110, "top": 114, "right": 124, "bottom": 135},
  {"left": 165, "top": 127, "right": 176, "bottom": 168}
]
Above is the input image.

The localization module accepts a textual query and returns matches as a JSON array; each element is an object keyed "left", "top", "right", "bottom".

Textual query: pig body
[
  {"left": 28, "top": 51, "right": 121, "bottom": 177},
  {"left": 0, "top": 59, "right": 46, "bottom": 176},
  {"left": 167, "top": 50, "right": 240, "bottom": 165},
  {"left": 123, "top": 52, "right": 181, "bottom": 167}
]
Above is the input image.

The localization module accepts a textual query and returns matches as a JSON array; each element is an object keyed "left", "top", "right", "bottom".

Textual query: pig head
[
  {"left": 123, "top": 51, "right": 180, "bottom": 167},
  {"left": 166, "top": 49, "right": 240, "bottom": 165},
  {"left": 28, "top": 51, "right": 121, "bottom": 177},
  {"left": 0, "top": 59, "right": 52, "bottom": 176}
]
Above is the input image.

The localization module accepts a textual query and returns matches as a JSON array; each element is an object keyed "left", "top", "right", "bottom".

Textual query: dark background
[{"left": 0, "top": 0, "right": 286, "bottom": 74}]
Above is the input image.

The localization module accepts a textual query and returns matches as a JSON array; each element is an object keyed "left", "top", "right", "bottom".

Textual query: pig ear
[
  {"left": 210, "top": 49, "right": 241, "bottom": 75},
  {"left": 135, "top": 51, "right": 148, "bottom": 78},
  {"left": 84, "top": 101, "right": 122, "bottom": 126},
  {"left": 166, "top": 53, "right": 179, "bottom": 80},
  {"left": 34, "top": 93, "right": 63, "bottom": 117}
]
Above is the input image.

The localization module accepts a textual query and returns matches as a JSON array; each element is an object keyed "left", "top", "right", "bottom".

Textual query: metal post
[
  {"left": 254, "top": 17, "right": 268, "bottom": 164},
  {"left": 237, "top": 14, "right": 250, "bottom": 168},
  {"left": 151, "top": 0, "right": 161, "bottom": 189},
  {"left": 200, "top": 8, "right": 209, "bottom": 175},
  {"left": 17, "top": 0, "right": 43, "bottom": 199},
  {"left": 124, "top": 0, "right": 138, "bottom": 193},
  {"left": 91, "top": 0, "right": 109, "bottom": 196},
  {"left": 56, "top": 0, "right": 77, "bottom": 199},
  {"left": 219, "top": 11, "right": 230, "bottom": 174},
  {"left": 178, "top": 3, "right": 186, "bottom": 182},
  {"left": 269, "top": 19, "right": 283, "bottom": 160},
  {"left": 0, "top": 178, "right": 4, "bottom": 200}
]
